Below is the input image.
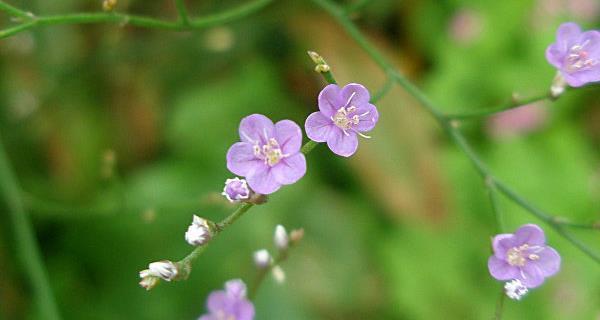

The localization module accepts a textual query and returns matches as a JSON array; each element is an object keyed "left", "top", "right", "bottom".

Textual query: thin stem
[
  {"left": 494, "top": 286, "right": 506, "bottom": 320},
  {"left": 345, "top": 0, "right": 371, "bottom": 14},
  {"left": 174, "top": 0, "right": 191, "bottom": 26},
  {"left": 175, "top": 140, "right": 319, "bottom": 278},
  {"left": 486, "top": 180, "right": 505, "bottom": 233},
  {"left": 445, "top": 92, "right": 552, "bottom": 120},
  {"left": 321, "top": 70, "right": 337, "bottom": 85},
  {"left": 312, "top": 0, "right": 600, "bottom": 264},
  {"left": 371, "top": 76, "right": 393, "bottom": 103},
  {"left": 0, "top": 0, "right": 275, "bottom": 39},
  {"left": 0, "top": 1, "right": 31, "bottom": 19},
  {"left": 0, "top": 137, "right": 61, "bottom": 320}
]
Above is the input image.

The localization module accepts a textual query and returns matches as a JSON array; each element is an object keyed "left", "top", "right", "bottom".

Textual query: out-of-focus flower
[
  {"left": 504, "top": 279, "right": 529, "bottom": 300},
  {"left": 272, "top": 265, "right": 286, "bottom": 284},
  {"left": 185, "top": 215, "right": 212, "bottom": 246},
  {"left": 305, "top": 83, "right": 379, "bottom": 157},
  {"left": 139, "top": 260, "right": 179, "bottom": 282},
  {"left": 226, "top": 114, "right": 306, "bottom": 194},
  {"left": 274, "top": 225, "right": 289, "bottom": 251},
  {"left": 546, "top": 22, "right": 600, "bottom": 87},
  {"left": 487, "top": 102, "right": 548, "bottom": 138},
  {"left": 222, "top": 177, "right": 251, "bottom": 203},
  {"left": 199, "top": 279, "right": 255, "bottom": 320},
  {"left": 488, "top": 224, "right": 561, "bottom": 288},
  {"left": 448, "top": 9, "right": 484, "bottom": 45},
  {"left": 253, "top": 249, "right": 271, "bottom": 269}
]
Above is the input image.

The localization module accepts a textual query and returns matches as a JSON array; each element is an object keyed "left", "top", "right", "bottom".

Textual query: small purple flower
[
  {"left": 305, "top": 83, "right": 379, "bottom": 157},
  {"left": 222, "top": 177, "right": 251, "bottom": 202},
  {"left": 199, "top": 279, "right": 254, "bottom": 320},
  {"left": 546, "top": 22, "right": 600, "bottom": 87},
  {"left": 226, "top": 114, "right": 306, "bottom": 195},
  {"left": 488, "top": 224, "right": 561, "bottom": 288}
]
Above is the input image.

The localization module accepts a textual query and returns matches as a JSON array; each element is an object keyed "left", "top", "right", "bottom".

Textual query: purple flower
[
  {"left": 226, "top": 114, "right": 306, "bottom": 195},
  {"left": 222, "top": 177, "right": 251, "bottom": 203},
  {"left": 305, "top": 83, "right": 379, "bottom": 157},
  {"left": 546, "top": 22, "right": 600, "bottom": 87},
  {"left": 199, "top": 279, "right": 254, "bottom": 320},
  {"left": 488, "top": 224, "right": 561, "bottom": 288}
]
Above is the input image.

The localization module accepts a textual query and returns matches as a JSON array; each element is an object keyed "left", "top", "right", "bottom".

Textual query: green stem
[
  {"left": 371, "top": 76, "right": 393, "bottom": 103},
  {"left": 0, "top": 1, "right": 31, "bottom": 19},
  {"left": 0, "top": 0, "right": 275, "bottom": 39},
  {"left": 174, "top": 0, "right": 190, "bottom": 26},
  {"left": 0, "top": 137, "right": 61, "bottom": 320},
  {"left": 446, "top": 92, "right": 553, "bottom": 120},
  {"left": 344, "top": 0, "right": 371, "bottom": 14},
  {"left": 312, "top": 0, "right": 600, "bottom": 264},
  {"left": 486, "top": 180, "right": 505, "bottom": 233},
  {"left": 494, "top": 286, "right": 505, "bottom": 320}
]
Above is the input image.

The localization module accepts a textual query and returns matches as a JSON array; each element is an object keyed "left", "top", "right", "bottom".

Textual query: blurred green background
[{"left": 1, "top": 0, "right": 599, "bottom": 319}]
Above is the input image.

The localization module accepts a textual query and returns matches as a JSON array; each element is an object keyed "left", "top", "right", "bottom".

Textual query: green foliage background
[{"left": 0, "top": 0, "right": 599, "bottom": 319}]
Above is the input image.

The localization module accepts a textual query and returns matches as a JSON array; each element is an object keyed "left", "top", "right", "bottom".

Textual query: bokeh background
[{"left": 1, "top": 0, "right": 600, "bottom": 319}]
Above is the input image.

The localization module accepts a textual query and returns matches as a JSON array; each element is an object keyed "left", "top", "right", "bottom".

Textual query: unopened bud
[
  {"left": 274, "top": 225, "right": 289, "bottom": 251},
  {"left": 140, "top": 260, "right": 178, "bottom": 282},
  {"left": 222, "top": 178, "right": 251, "bottom": 203},
  {"left": 102, "top": 0, "right": 117, "bottom": 11},
  {"left": 314, "top": 64, "right": 331, "bottom": 73},
  {"left": 253, "top": 249, "right": 271, "bottom": 268},
  {"left": 289, "top": 228, "right": 304, "bottom": 244},
  {"left": 139, "top": 275, "right": 159, "bottom": 290},
  {"left": 272, "top": 265, "right": 286, "bottom": 284},
  {"left": 550, "top": 72, "right": 567, "bottom": 99},
  {"left": 185, "top": 215, "right": 213, "bottom": 246},
  {"left": 504, "top": 279, "right": 528, "bottom": 300},
  {"left": 307, "top": 51, "right": 323, "bottom": 64}
]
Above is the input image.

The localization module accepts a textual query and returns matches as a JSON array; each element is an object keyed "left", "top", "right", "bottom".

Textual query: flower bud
[
  {"left": 139, "top": 275, "right": 159, "bottom": 290},
  {"left": 185, "top": 215, "right": 212, "bottom": 246},
  {"left": 504, "top": 279, "right": 528, "bottom": 300},
  {"left": 141, "top": 260, "right": 179, "bottom": 282},
  {"left": 289, "top": 228, "right": 304, "bottom": 244},
  {"left": 253, "top": 249, "right": 271, "bottom": 269},
  {"left": 272, "top": 265, "right": 286, "bottom": 284},
  {"left": 274, "top": 225, "right": 289, "bottom": 251},
  {"left": 222, "top": 178, "right": 250, "bottom": 203},
  {"left": 550, "top": 72, "right": 567, "bottom": 99}
]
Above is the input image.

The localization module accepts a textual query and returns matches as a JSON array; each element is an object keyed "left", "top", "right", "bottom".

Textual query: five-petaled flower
[
  {"left": 226, "top": 114, "right": 306, "bottom": 195},
  {"left": 305, "top": 83, "right": 379, "bottom": 157},
  {"left": 546, "top": 22, "right": 600, "bottom": 87},
  {"left": 199, "top": 279, "right": 255, "bottom": 320},
  {"left": 488, "top": 224, "right": 561, "bottom": 288}
]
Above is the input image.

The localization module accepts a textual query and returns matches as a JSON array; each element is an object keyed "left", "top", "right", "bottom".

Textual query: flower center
[
  {"left": 215, "top": 310, "right": 235, "bottom": 320},
  {"left": 506, "top": 244, "right": 543, "bottom": 267},
  {"left": 332, "top": 106, "right": 360, "bottom": 130},
  {"left": 565, "top": 41, "right": 598, "bottom": 73},
  {"left": 253, "top": 138, "right": 283, "bottom": 166}
]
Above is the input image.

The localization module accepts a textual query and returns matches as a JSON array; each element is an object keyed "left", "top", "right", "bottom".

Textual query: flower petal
[
  {"left": 225, "top": 279, "right": 247, "bottom": 298},
  {"left": 226, "top": 142, "right": 261, "bottom": 176},
  {"left": 492, "top": 234, "right": 515, "bottom": 259},
  {"left": 239, "top": 114, "right": 274, "bottom": 144},
  {"left": 534, "top": 246, "right": 561, "bottom": 278},
  {"left": 272, "top": 154, "right": 306, "bottom": 185},
  {"left": 247, "top": 166, "right": 281, "bottom": 195},
  {"left": 354, "top": 103, "right": 379, "bottom": 132},
  {"left": 488, "top": 256, "right": 519, "bottom": 281},
  {"left": 233, "top": 300, "right": 255, "bottom": 320},
  {"left": 326, "top": 129, "right": 358, "bottom": 157},
  {"left": 545, "top": 43, "right": 565, "bottom": 69},
  {"left": 318, "top": 84, "right": 343, "bottom": 117},
  {"left": 305, "top": 112, "right": 335, "bottom": 142},
  {"left": 519, "top": 263, "right": 546, "bottom": 288},
  {"left": 341, "top": 83, "right": 371, "bottom": 105},
  {"left": 514, "top": 224, "right": 546, "bottom": 246},
  {"left": 556, "top": 22, "right": 582, "bottom": 52},
  {"left": 206, "top": 291, "right": 229, "bottom": 314},
  {"left": 275, "top": 120, "right": 302, "bottom": 154}
]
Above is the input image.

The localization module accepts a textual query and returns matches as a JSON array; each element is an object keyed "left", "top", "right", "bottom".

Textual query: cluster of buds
[
  {"left": 504, "top": 279, "right": 528, "bottom": 300},
  {"left": 251, "top": 225, "right": 304, "bottom": 284},
  {"left": 222, "top": 177, "right": 267, "bottom": 205},
  {"left": 307, "top": 51, "right": 331, "bottom": 73}
]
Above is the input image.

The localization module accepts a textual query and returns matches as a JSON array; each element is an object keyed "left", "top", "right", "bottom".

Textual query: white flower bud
[
  {"left": 141, "top": 260, "right": 178, "bottom": 282},
  {"left": 550, "top": 72, "right": 567, "bottom": 99},
  {"left": 185, "top": 215, "right": 212, "bottom": 246},
  {"left": 274, "top": 225, "right": 289, "bottom": 251},
  {"left": 272, "top": 265, "right": 286, "bottom": 284},
  {"left": 253, "top": 249, "right": 271, "bottom": 268},
  {"left": 504, "top": 279, "right": 528, "bottom": 300},
  {"left": 139, "top": 275, "right": 159, "bottom": 290}
]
